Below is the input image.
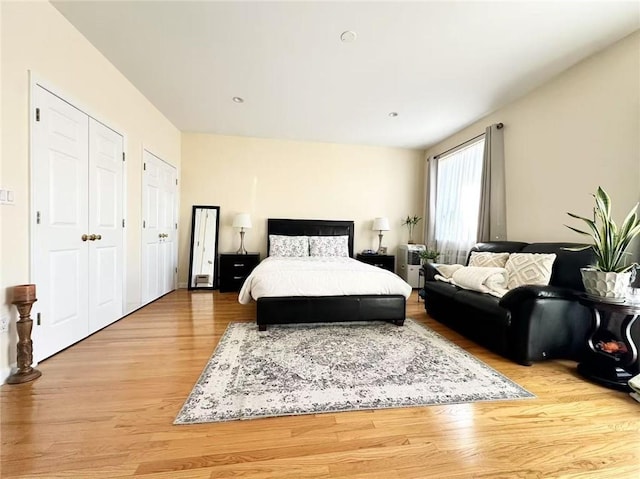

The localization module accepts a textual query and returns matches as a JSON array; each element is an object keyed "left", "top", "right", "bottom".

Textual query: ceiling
[{"left": 52, "top": 1, "right": 639, "bottom": 149}]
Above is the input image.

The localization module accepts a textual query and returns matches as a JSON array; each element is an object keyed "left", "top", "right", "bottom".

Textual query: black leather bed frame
[{"left": 256, "top": 218, "right": 406, "bottom": 331}]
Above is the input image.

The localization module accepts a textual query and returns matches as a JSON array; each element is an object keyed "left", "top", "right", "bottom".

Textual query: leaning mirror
[{"left": 188, "top": 205, "right": 220, "bottom": 290}]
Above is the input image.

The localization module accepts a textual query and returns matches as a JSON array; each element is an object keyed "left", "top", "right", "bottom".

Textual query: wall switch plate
[
  {"left": 0, "top": 189, "right": 14, "bottom": 205},
  {"left": 0, "top": 315, "right": 9, "bottom": 334}
]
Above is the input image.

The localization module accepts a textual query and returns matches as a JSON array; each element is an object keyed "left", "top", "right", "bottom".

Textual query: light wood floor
[{"left": 1, "top": 290, "right": 639, "bottom": 478}]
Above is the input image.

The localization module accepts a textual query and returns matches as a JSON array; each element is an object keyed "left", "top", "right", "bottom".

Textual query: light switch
[{"left": 0, "top": 188, "right": 15, "bottom": 205}]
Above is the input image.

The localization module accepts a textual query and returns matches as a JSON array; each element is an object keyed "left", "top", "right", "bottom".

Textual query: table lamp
[
  {"left": 233, "top": 213, "right": 252, "bottom": 254},
  {"left": 372, "top": 217, "right": 390, "bottom": 254}
]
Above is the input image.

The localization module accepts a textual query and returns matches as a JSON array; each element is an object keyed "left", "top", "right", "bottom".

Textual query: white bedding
[
  {"left": 238, "top": 256, "right": 412, "bottom": 304},
  {"left": 435, "top": 265, "right": 509, "bottom": 298}
]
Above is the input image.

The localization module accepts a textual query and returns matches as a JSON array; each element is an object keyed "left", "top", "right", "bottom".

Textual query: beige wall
[
  {"left": 0, "top": 1, "right": 181, "bottom": 377},
  {"left": 425, "top": 31, "right": 640, "bottom": 251},
  {"left": 179, "top": 134, "right": 424, "bottom": 286}
]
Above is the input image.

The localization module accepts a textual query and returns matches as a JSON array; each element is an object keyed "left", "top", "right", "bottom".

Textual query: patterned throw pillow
[
  {"left": 269, "top": 235, "right": 309, "bottom": 257},
  {"left": 505, "top": 253, "right": 556, "bottom": 289},
  {"left": 308, "top": 235, "right": 349, "bottom": 257},
  {"left": 468, "top": 252, "right": 510, "bottom": 268}
]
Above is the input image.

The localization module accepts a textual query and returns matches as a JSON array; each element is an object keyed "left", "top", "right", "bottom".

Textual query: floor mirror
[{"left": 188, "top": 205, "right": 220, "bottom": 290}]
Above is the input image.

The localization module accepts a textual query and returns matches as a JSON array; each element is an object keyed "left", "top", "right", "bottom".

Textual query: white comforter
[
  {"left": 435, "top": 265, "right": 509, "bottom": 298},
  {"left": 238, "top": 256, "right": 412, "bottom": 304}
]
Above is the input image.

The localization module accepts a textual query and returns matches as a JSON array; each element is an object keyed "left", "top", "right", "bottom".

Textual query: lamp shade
[
  {"left": 372, "top": 217, "right": 390, "bottom": 231},
  {"left": 232, "top": 213, "right": 252, "bottom": 229}
]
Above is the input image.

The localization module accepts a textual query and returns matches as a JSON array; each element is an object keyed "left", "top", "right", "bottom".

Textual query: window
[{"left": 434, "top": 137, "right": 485, "bottom": 264}]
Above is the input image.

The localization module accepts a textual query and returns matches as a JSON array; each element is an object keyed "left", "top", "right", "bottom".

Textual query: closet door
[
  {"left": 141, "top": 150, "right": 161, "bottom": 303},
  {"left": 158, "top": 162, "right": 177, "bottom": 295},
  {"left": 88, "top": 119, "right": 124, "bottom": 333},
  {"left": 31, "top": 85, "right": 125, "bottom": 361},
  {"left": 141, "top": 150, "right": 177, "bottom": 304},
  {"left": 32, "top": 86, "right": 90, "bottom": 361}
]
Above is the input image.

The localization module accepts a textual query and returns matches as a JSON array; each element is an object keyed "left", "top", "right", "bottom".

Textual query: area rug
[{"left": 174, "top": 319, "right": 534, "bottom": 424}]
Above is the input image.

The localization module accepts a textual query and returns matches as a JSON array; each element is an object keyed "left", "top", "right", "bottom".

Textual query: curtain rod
[{"left": 433, "top": 122, "right": 503, "bottom": 160}]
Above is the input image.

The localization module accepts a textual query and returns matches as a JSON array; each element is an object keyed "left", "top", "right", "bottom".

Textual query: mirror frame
[{"left": 187, "top": 205, "right": 221, "bottom": 290}]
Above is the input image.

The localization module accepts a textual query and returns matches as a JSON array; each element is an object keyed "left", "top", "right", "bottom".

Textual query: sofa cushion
[
  {"left": 505, "top": 253, "right": 556, "bottom": 289},
  {"left": 453, "top": 290, "right": 510, "bottom": 326},
  {"left": 423, "top": 280, "right": 459, "bottom": 299},
  {"left": 522, "top": 243, "right": 594, "bottom": 290},
  {"left": 468, "top": 241, "right": 529, "bottom": 261},
  {"left": 468, "top": 251, "right": 510, "bottom": 268}
]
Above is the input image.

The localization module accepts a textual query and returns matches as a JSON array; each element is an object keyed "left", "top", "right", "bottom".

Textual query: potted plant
[
  {"left": 420, "top": 248, "right": 440, "bottom": 264},
  {"left": 401, "top": 215, "right": 422, "bottom": 244},
  {"left": 566, "top": 186, "right": 640, "bottom": 301}
]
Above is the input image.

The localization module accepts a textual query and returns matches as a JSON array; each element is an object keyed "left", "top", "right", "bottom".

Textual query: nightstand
[
  {"left": 356, "top": 254, "right": 395, "bottom": 273},
  {"left": 219, "top": 253, "right": 260, "bottom": 292}
]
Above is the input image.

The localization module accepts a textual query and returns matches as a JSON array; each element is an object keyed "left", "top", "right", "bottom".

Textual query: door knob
[
  {"left": 95, "top": 234, "right": 102, "bottom": 240},
  {"left": 88, "top": 234, "right": 97, "bottom": 241},
  {"left": 82, "top": 234, "right": 89, "bottom": 242}
]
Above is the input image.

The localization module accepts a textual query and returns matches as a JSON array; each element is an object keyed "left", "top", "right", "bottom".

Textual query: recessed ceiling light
[
  {"left": 340, "top": 31, "right": 357, "bottom": 43},
  {"left": 232, "top": 97, "right": 244, "bottom": 103},
  {"left": 388, "top": 112, "right": 398, "bottom": 117}
]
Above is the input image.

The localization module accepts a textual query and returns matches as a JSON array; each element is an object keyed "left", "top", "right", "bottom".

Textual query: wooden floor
[{"left": 1, "top": 290, "right": 639, "bottom": 478}]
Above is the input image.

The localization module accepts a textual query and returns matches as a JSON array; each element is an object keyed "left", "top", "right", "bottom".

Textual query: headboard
[{"left": 267, "top": 219, "right": 355, "bottom": 257}]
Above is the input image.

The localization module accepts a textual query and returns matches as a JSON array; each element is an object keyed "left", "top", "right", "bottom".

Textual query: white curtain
[{"left": 432, "top": 138, "right": 485, "bottom": 264}]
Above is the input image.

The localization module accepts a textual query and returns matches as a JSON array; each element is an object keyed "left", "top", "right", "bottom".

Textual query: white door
[
  {"left": 141, "top": 150, "right": 177, "bottom": 304},
  {"left": 88, "top": 118, "right": 124, "bottom": 332},
  {"left": 32, "top": 86, "right": 90, "bottom": 360},
  {"left": 159, "top": 162, "right": 177, "bottom": 295},
  {"left": 31, "top": 85, "right": 125, "bottom": 361}
]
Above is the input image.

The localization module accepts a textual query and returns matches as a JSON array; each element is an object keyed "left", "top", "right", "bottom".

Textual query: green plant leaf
[
  {"left": 566, "top": 213, "right": 599, "bottom": 238},
  {"left": 595, "top": 187, "right": 611, "bottom": 219},
  {"left": 563, "top": 245, "right": 593, "bottom": 252},
  {"left": 564, "top": 225, "right": 591, "bottom": 237},
  {"left": 619, "top": 206, "right": 640, "bottom": 239}
]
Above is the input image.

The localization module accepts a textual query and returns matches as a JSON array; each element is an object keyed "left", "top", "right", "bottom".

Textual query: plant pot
[{"left": 580, "top": 268, "right": 632, "bottom": 302}]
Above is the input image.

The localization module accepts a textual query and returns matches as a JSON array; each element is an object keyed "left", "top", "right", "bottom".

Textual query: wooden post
[{"left": 7, "top": 284, "right": 42, "bottom": 384}]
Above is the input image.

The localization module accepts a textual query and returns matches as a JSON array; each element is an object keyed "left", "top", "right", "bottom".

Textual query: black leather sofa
[{"left": 422, "top": 241, "right": 596, "bottom": 366}]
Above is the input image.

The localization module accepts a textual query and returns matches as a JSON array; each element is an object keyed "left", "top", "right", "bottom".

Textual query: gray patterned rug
[{"left": 175, "top": 319, "right": 534, "bottom": 424}]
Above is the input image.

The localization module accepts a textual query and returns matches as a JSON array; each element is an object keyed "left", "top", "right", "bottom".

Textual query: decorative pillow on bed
[
  {"left": 468, "top": 251, "right": 510, "bottom": 268},
  {"left": 505, "top": 253, "right": 556, "bottom": 289},
  {"left": 308, "top": 235, "right": 349, "bottom": 257},
  {"left": 269, "top": 235, "right": 309, "bottom": 257}
]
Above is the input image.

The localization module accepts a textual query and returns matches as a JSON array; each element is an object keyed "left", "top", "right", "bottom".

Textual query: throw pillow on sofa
[
  {"left": 468, "top": 251, "right": 510, "bottom": 268},
  {"left": 505, "top": 253, "right": 556, "bottom": 289}
]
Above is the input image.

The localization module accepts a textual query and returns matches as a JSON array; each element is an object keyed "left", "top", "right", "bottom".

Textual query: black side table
[
  {"left": 577, "top": 295, "right": 640, "bottom": 391},
  {"left": 219, "top": 253, "right": 260, "bottom": 292},
  {"left": 356, "top": 254, "right": 395, "bottom": 273}
]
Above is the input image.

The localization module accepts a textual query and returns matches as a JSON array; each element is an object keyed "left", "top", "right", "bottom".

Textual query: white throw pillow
[
  {"left": 269, "top": 235, "right": 309, "bottom": 257},
  {"left": 468, "top": 251, "right": 510, "bottom": 268},
  {"left": 308, "top": 235, "right": 349, "bottom": 257},
  {"left": 505, "top": 253, "right": 556, "bottom": 289}
]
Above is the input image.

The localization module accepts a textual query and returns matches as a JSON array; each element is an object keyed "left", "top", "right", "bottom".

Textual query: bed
[{"left": 239, "top": 218, "right": 411, "bottom": 331}]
